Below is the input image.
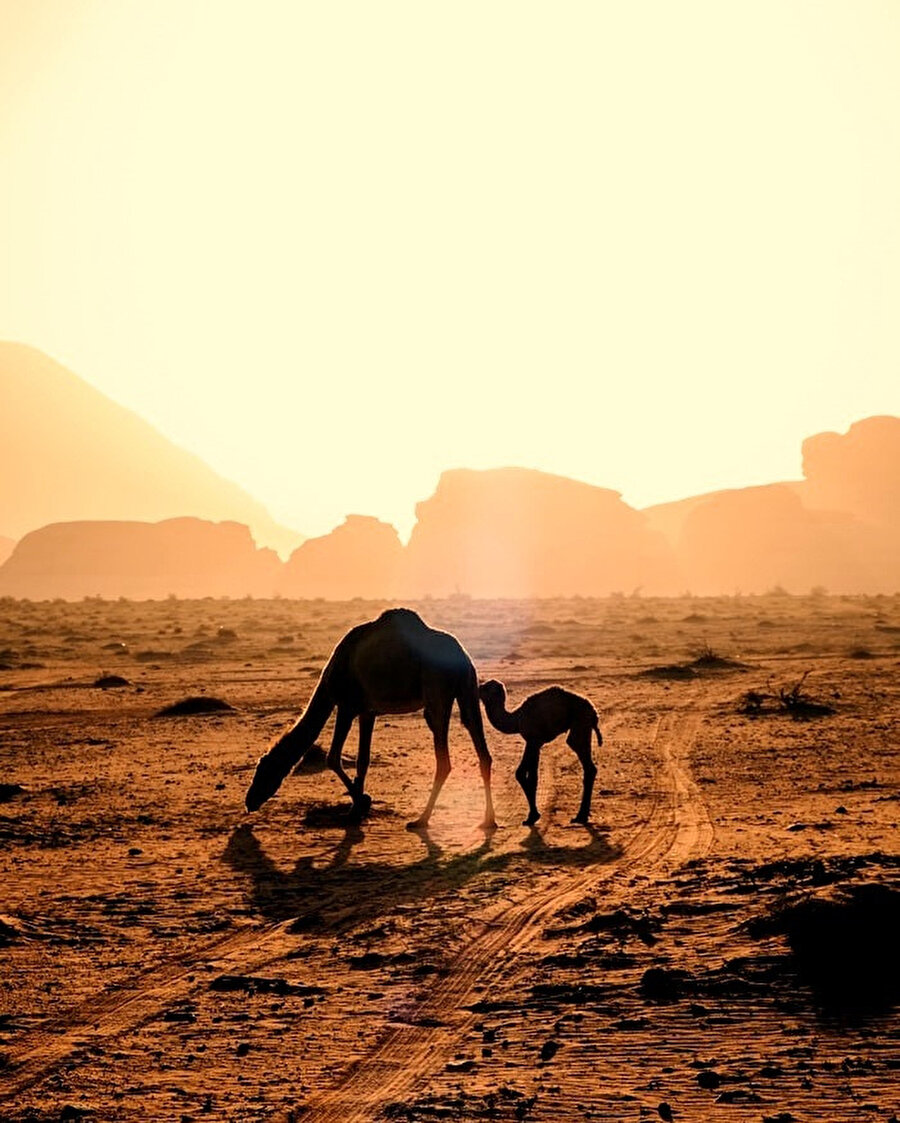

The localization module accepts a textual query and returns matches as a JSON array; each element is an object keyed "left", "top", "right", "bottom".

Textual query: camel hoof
[
  {"left": 523, "top": 813, "right": 541, "bottom": 827},
  {"left": 571, "top": 814, "right": 589, "bottom": 825},
  {"left": 406, "top": 818, "right": 429, "bottom": 832},
  {"left": 481, "top": 818, "right": 498, "bottom": 833}
]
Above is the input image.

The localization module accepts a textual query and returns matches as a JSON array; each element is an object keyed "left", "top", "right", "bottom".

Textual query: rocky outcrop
[
  {"left": 403, "top": 468, "right": 677, "bottom": 597},
  {"left": 644, "top": 415, "right": 900, "bottom": 594},
  {"left": 3, "top": 383, "right": 897, "bottom": 600},
  {"left": 278, "top": 515, "right": 403, "bottom": 599},
  {"left": 0, "top": 518, "right": 281, "bottom": 600},
  {"left": 0, "top": 342, "right": 301, "bottom": 556},
  {"left": 670, "top": 484, "right": 882, "bottom": 595},
  {"left": 797, "top": 415, "right": 900, "bottom": 527},
  {"left": 0, "top": 536, "right": 14, "bottom": 567}
]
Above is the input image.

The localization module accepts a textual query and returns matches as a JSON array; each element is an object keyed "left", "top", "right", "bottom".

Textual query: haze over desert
[{"left": 2, "top": 3, "right": 899, "bottom": 1121}]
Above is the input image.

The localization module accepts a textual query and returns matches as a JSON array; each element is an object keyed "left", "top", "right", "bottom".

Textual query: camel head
[
  {"left": 244, "top": 748, "right": 287, "bottom": 813},
  {"left": 478, "top": 679, "right": 507, "bottom": 707}
]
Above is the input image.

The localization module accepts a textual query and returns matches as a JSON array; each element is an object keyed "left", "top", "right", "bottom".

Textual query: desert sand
[{"left": 0, "top": 594, "right": 898, "bottom": 1121}]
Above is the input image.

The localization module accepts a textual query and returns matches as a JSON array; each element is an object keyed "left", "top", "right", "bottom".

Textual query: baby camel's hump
[{"left": 521, "top": 686, "right": 597, "bottom": 742}]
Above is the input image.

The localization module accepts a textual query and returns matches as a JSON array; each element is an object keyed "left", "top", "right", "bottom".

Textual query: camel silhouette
[
  {"left": 245, "top": 608, "right": 496, "bottom": 830},
  {"left": 478, "top": 679, "right": 601, "bottom": 826}
]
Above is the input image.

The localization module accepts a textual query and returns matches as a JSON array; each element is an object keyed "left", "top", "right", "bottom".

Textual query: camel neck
[{"left": 483, "top": 700, "right": 520, "bottom": 736}]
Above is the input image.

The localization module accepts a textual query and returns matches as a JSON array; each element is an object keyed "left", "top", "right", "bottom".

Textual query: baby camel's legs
[
  {"left": 515, "top": 740, "right": 543, "bottom": 826},
  {"left": 566, "top": 726, "right": 597, "bottom": 824}
]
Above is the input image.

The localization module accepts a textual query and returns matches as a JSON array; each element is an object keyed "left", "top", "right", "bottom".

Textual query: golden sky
[{"left": 2, "top": 1, "right": 898, "bottom": 538}]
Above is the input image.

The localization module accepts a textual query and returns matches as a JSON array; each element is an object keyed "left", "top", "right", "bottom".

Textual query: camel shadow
[
  {"left": 222, "top": 817, "right": 622, "bottom": 932},
  {"left": 222, "top": 822, "right": 503, "bottom": 930},
  {"left": 519, "top": 821, "right": 619, "bottom": 868}
]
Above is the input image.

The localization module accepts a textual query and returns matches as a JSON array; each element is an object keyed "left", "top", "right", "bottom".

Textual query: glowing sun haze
[{"left": 2, "top": 1, "right": 899, "bottom": 539}]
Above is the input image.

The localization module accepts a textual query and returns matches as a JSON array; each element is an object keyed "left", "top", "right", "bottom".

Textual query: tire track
[
  {"left": 0, "top": 919, "right": 296, "bottom": 1103},
  {"left": 0, "top": 699, "right": 712, "bottom": 1113},
  {"left": 298, "top": 697, "right": 713, "bottom": 1122}
]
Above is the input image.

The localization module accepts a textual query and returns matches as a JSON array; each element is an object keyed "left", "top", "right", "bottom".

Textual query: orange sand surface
[{"left": 1, "top": 595, "right": 898, "bottom": 1121}]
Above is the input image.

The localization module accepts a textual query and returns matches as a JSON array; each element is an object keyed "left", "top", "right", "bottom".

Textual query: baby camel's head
[{"left": 478, "top": 679, "right": 507, "bottom": 707}]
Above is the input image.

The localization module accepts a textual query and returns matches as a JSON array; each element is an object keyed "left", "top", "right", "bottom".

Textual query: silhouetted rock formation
[
  {"left": 2, "top": 374, "right": 897, "bottom": 600},
  {"left": 278, "top": 515, "right": 403, "bottom": 599},
  {"left": 0, "top": 536, "right": 14, "bottom": 567},
  {"left": 798, "top": 416, "right": 900, "bottom": 526},
  {"left": 659, "top": 484, "right": 879, "bottom": 594},
  {"left": 0, "top": 518, "right": 281, "bottom": 600},
  {"left": 0, "top": 342, "right": 301, "bottom": 555},
  {"left": 645, "top": 417, "right": 900, "bottom": 594},
  {"left": 403, "top": 468, "right": 677, "bottom": 597}
]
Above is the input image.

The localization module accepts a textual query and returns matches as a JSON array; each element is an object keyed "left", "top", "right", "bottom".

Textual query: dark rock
[
  {"left": 775, "top": 882, "right": 900, "bottom": 1012},
  {"left": 539, "top": 1040, "right": 559, "bottom": 1062},
  {"left": 94, "top": 674, "right": 130, "bottom": 689},
  {"left": 715, "top": 1089, "right": 762, "bottom": 1104},
  {"left": 154, "top": 696, "right": 235, "bottom": 717},
  {"left": 446, "top": 1059, "right": 476, "bottom": 1073},
  {"left": 348, "top": 952, "right": 386, "bottom": 971},
  {"left": 641, "top": 967, "right": 691, "bottom": 1002},
  {"left": 293, "top": 744, "right": 329, "bottom": 774},
  {"left": 210, "top": 973, "right": 325, "bottom": 997}
]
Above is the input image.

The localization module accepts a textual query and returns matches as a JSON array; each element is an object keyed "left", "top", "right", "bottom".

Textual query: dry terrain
[{"left": 1, "top": 594, "right": 898, "bottom": 1122}]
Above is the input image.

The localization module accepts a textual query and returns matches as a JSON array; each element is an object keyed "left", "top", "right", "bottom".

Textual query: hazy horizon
[
  {"left": 5, "top": 340, "right": 897, "bottom": 553},
  {"left": 3, "top": 2, "right": 899, "bottom": 539}
]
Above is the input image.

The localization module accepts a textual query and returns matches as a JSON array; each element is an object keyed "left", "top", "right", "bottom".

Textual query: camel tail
[{"left": 592, "top": 710, "right": 603, "bottom": 748}]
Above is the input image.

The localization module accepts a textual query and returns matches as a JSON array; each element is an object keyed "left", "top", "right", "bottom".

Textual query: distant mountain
[
  {"left": 0, "top": 342, "right": 302, "bottom": 555},
  {"left": 404, "top": 467, "right": 676, "bottom": 597},
  {"left": 0, "top": 536, "right": 14, "bottom": 567},
  {"left": 0, "top": 518, "right": 281, "bottom": 600},
  {"left": 0, "top": 372, "right": 896, "bottom": 600},
  {"left": 796, "top": 415, "right": 900, "bottom": 527},
  {"left": 278, "top": 515, "right": 403, "bottom": 599},
  {"left": 643, "top": 416, "right": 900, "bottom": 594}
]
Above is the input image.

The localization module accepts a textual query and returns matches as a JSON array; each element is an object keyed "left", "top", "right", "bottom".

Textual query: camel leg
[
  {"left": 327, "top": 706, "right": 370, "bottom": 817},
  {"left": 351, "top": 711, "right": 375, "bottom": 817},
  {"left": 516, "top": 740, "right": 542, "bottom": 826},
  {"left": 567, "top": 727, "right": 597, "bottom": 824},
  {"left": 407, "top": 704, "right": 452, "bottom": 831},
  {"left": 458, "top": 684, "right": 497, "bottom": 831}
]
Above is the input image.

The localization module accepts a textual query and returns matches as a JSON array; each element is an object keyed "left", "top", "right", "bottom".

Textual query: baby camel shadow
[
  {"left": 223, "top": 818, "right": 621, "bottom": 933},
  {"left": 519, "top": 821, "right": 620, "bottom": 869}
]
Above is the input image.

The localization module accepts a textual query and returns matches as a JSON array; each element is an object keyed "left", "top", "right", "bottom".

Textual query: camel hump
[{"left": 375, "top": 607, "right": 427, "bottom": 630}]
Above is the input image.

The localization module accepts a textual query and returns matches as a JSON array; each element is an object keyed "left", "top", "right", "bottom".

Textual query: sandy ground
[{"left": 0, "top": 594, "right": 898, "bottom": 1122}]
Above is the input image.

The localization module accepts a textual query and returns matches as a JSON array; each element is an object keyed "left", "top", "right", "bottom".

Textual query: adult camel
[{"left": 245, "top": 608, "right": 496, "bottom": 830}]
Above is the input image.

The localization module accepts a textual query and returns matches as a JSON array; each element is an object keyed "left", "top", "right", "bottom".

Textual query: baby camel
[{"left": 479, "top": 679, "right": 601, "bottom": 826}]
